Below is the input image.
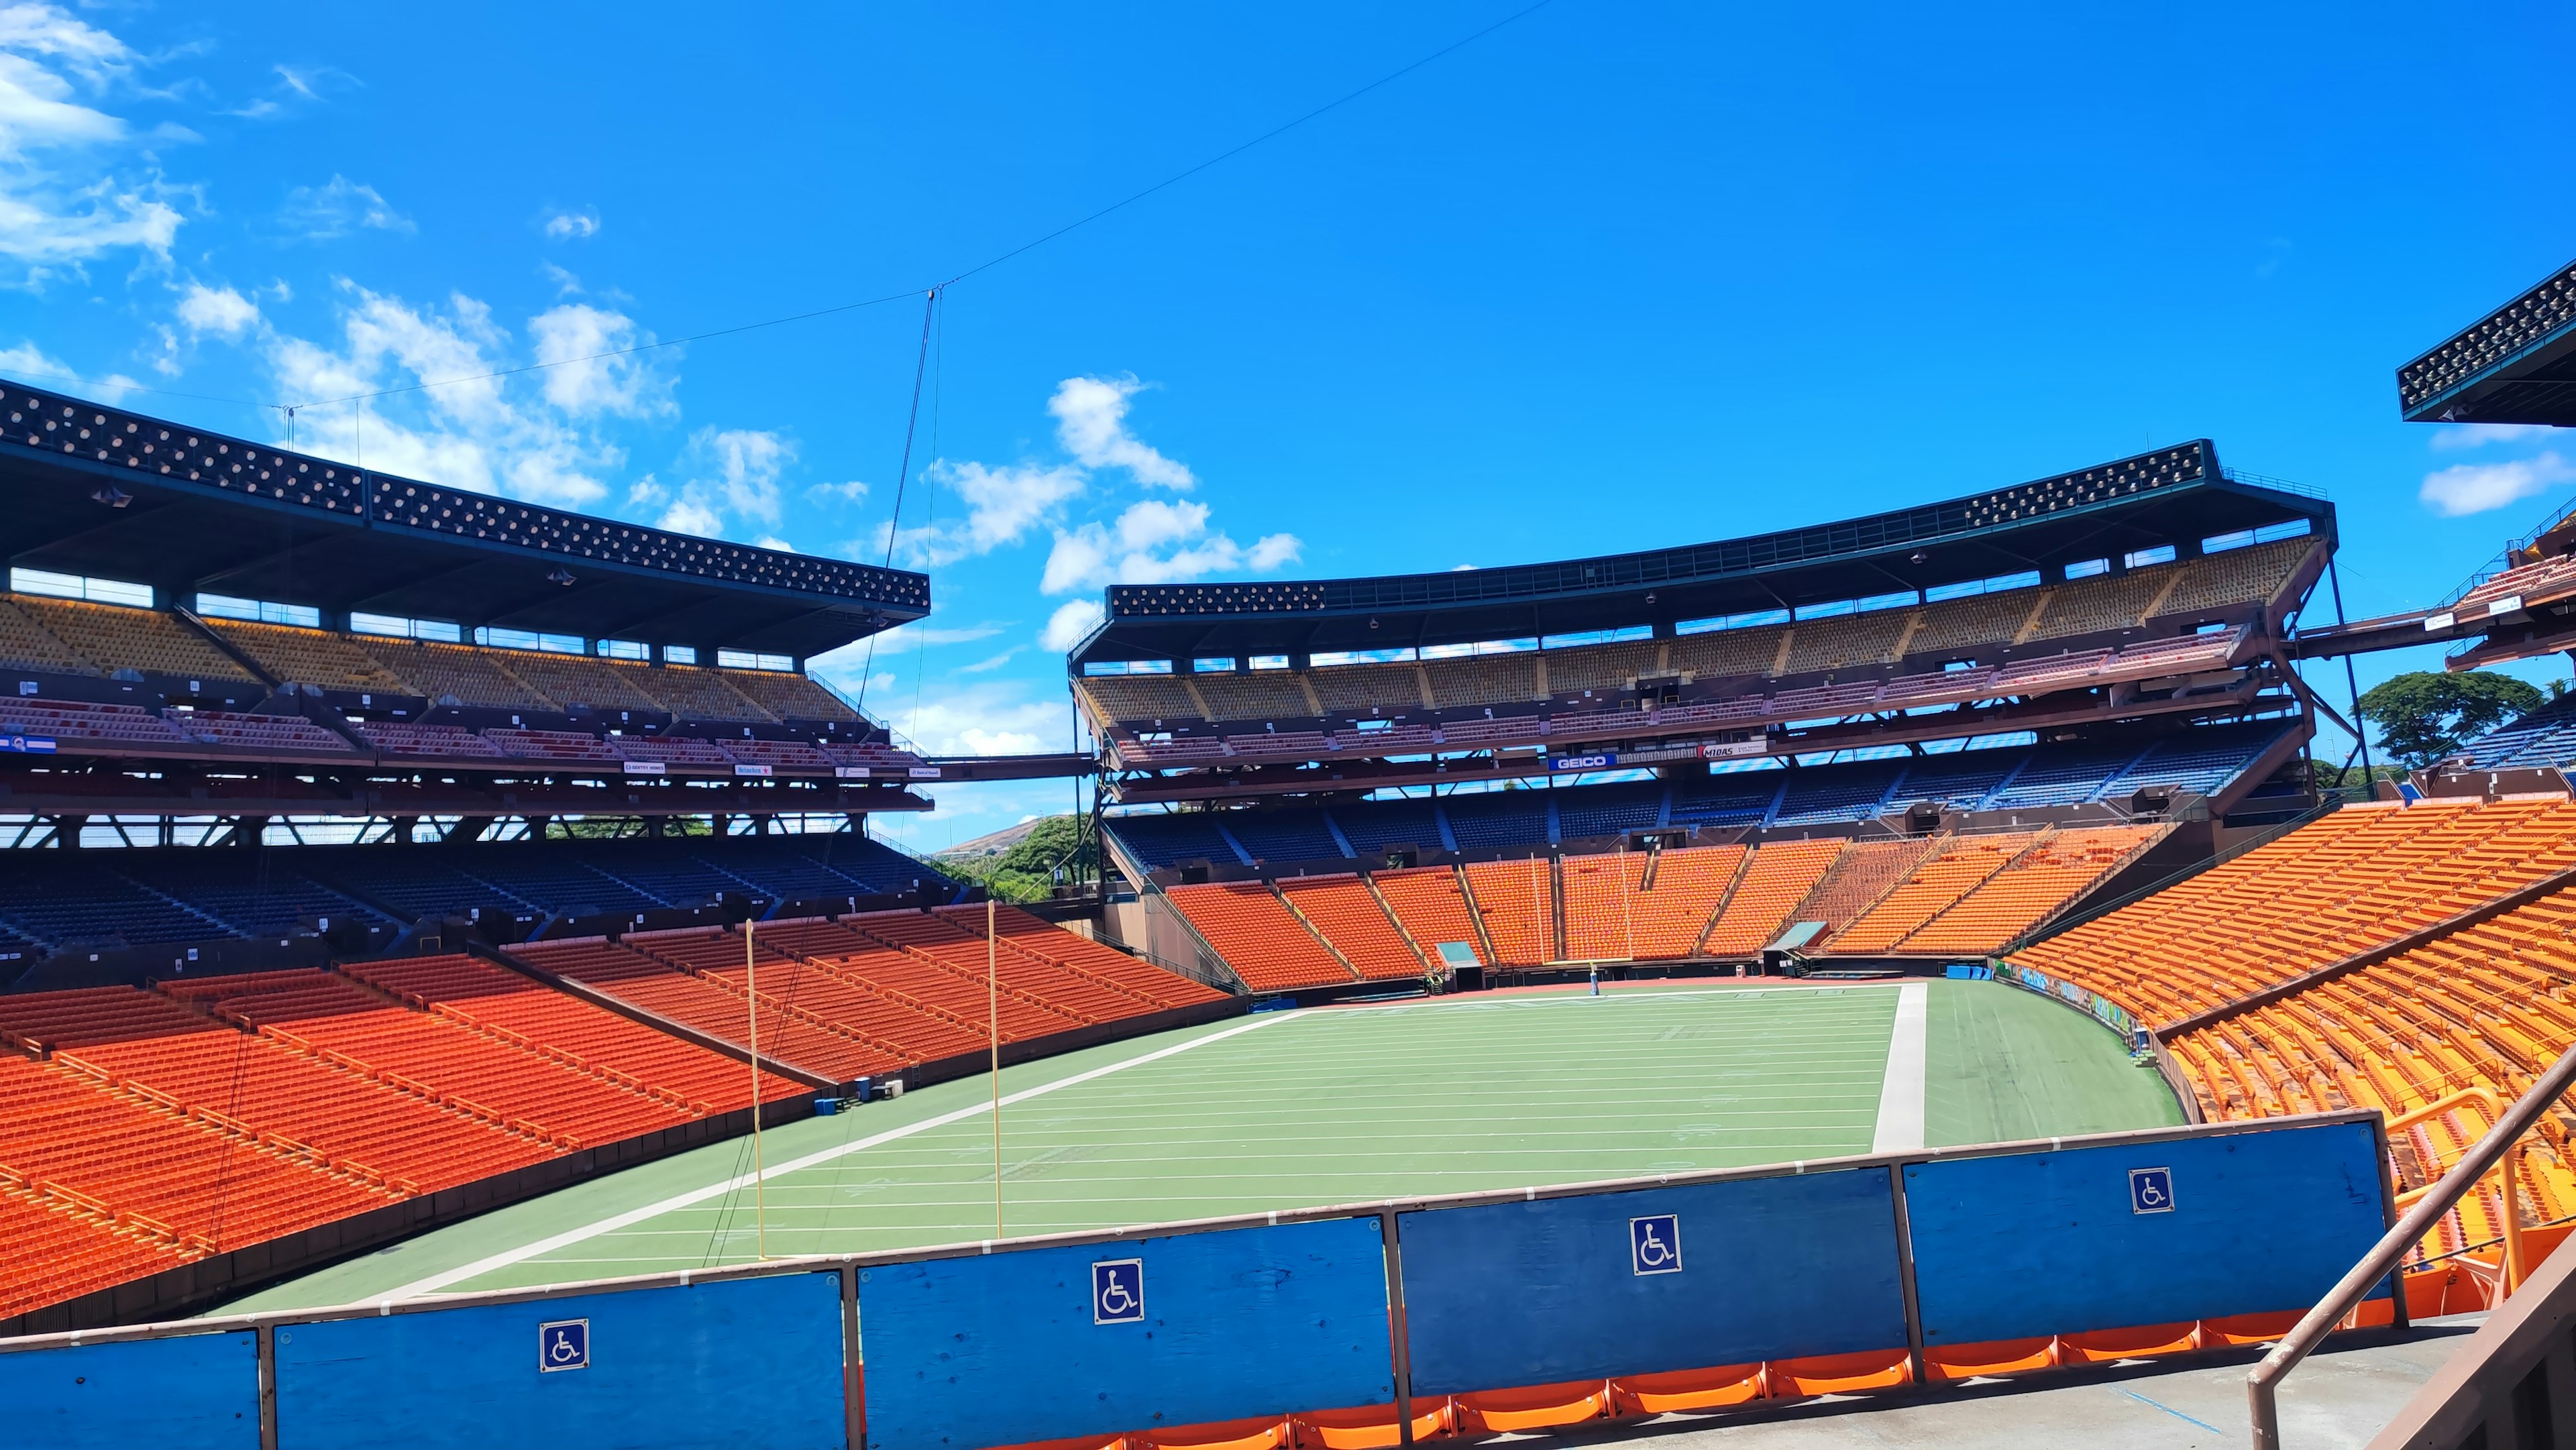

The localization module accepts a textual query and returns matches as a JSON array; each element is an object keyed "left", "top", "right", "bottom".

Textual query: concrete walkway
[{"left": 1459, "top": 1321, "right": 2481, "bottom": 1449}]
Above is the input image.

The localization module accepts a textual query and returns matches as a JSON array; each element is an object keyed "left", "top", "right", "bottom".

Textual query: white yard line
[
  {"left": 386, "top": 1011, "right": 1295, "bottom": 1300},
  {"left": 1870, "top": 980, "right": 1930, "bottom": 1154}
]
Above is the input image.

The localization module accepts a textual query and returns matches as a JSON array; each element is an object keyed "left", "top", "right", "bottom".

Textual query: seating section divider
[{"left": 0, "top": 1113, "right": 2395, "bottom": 1450}]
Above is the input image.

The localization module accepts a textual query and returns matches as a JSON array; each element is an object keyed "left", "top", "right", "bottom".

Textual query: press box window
[
  {"left": 718, "top": 649, "right": 795, "bottom": 672},
  {"left": 596, "top": 639, "right": 650, "bottom": 661},
  {"left": 195, "top": 594, "right": 321, "bottom": 628},
  {"left": 663, "top": 645, "right": 698, "bottom": 665},
  {"left": 11, "top": 567, "right": 152, "bottom": 608}
]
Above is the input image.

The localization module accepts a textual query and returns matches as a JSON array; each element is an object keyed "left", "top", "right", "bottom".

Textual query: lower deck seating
[
  {"left": 936, "top": 904, "right": 1223, "bottom": 1010},
  {"left": 1783, "top": 838, "right": 1943, "bottom": 936},
  {"left": 2005, "top": 798, "right": 2576, "bottom": 1271},
  {"left": 1277, "top": 875, "right": 1422, "bottom": 981},
  {"left": 1825, "top": 834, "right": 2041, "bottom": 954},
  {"left": 199, "top": 969, "right": 702, "bottom": 1150},
  {"left": 1164, "top": 883, "right": 1356, "bottom": 991},
  {"left": 512, "top": 936, "right": 904, "bottom": 1082},
  {"left": 0, "top": 985, "right": 557, "bottom": 1194},
  {"left": 1700, "top": 838, "right": 1848, "bottom": 956},
  {"left": 1462, "top": 857, "right": 1558, "bottom": 965},
  {"left": 1371, "top": 866, "right": 1488, "bottom": 966},
  {"left": 844, "top": 911, "right": 1113, "bottom": 1025},
  {"left": 1900, "top": 825, "right": 2159, "bottom": 955}
]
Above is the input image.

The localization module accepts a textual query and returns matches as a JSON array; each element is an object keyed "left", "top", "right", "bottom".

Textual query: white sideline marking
[
  {"left": 386, "top": 1013, "right": 1294, "bottom": 1300},
  {"left": 1870, "top": 981, "right": 1929, "bottom": 1155}
]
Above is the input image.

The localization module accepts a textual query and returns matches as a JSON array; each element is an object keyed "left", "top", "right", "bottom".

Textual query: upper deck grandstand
[
  {"left": 1079, "top": 443, "right": 2337, "bottom": 989},
  {"left": 0, "top": 382, "right": 986, "bottom": 971}
]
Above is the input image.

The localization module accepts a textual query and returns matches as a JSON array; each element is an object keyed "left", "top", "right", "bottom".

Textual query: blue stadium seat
[
  {"left": 1554, "top": 783, "right": 1666, "bottom": 839},
  {"left": 1668, "top": 772, "right": 1783, "bottom": 826},
  {"left": 1105, "top": 814, "right": 1250, "bottom": 870},
  {"left": 1886, "top": 748, "right": 2025, "bottom": 812},
  {"left": 1332, "top": 799, "right": 1444, "bottom": 854},
  {"left": 1770, "top": 761, "right": 1905, "bottom": 825},
  {"left": 1440, "top": 790, "right": 1554, "bottom": 849},
  {"left": 1984, "top": 742, "right": 2153, "bottom": 809},
  {"left": 1220, "top": 810, "right": 1344, "bottom": 865}
]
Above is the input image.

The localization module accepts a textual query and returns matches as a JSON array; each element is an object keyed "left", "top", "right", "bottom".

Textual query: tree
[
  {"left": 2354, "top": 671, "right": 2545, "bottom": 769},
  {"left": 936, "top": 814, "right": 1096, "bottom": 903}
]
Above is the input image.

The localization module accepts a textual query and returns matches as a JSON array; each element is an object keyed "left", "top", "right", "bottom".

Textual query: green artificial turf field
[{"left": 219, "top": 977, "right": 2182, "bottom": 1313}]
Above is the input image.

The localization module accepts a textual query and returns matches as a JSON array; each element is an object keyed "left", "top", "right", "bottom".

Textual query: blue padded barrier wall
[
  {"left": 272, "top": 1271, "right": 847, "bottom": 1450},
  {"left": 1397, "top": 1169, "right": 1909, "bottom": 1394},
  {"left": 857, "top": 1217, "right": 1393, "bottom": 1450},
  {"left": 0, "top": 1331, "right": 261, "bottom": 1450},
  {"left": 1904, "top": 1120, "right": 2391, "bottom": 1346}
]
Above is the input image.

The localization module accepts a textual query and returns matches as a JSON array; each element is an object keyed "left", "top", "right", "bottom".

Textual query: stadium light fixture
[
  {"left": 90, "top": 486, "right": 131, "bottom": 508},
  {"left": 547, "top": 567, "right": 577, "bottom": 585}
]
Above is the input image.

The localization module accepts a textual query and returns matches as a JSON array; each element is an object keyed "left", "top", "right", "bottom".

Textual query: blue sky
[{"left": 0, "top": 2, "right": 2570, "bottom": 846}]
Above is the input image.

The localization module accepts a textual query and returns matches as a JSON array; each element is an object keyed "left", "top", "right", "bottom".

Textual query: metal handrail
[{"left": 2247, "top": 1040, "right": 2576, "bottom": 1447}]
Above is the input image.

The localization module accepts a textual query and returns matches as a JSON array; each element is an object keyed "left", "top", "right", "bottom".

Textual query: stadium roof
[
  {"left": 2398, "top": 256, "right": 2576, "bottom": 425},
  {"left": 0, "top": 384, "right": 928, "bottom": 660},
  {"left": 1069, "top": 441, "right": 2330, "bottom": 664}
]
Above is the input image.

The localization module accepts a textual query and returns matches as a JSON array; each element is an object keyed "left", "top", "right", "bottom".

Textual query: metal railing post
[
  {"left": 2247, "top": 1040, "right": 2576, "bottom": 1447},
  {"left": 1888, "top": 1162, "right": 1928, "bottom": 1388},
  {"left": 1380, "top": 1206, "right": 1416, "bottom": 1447}
]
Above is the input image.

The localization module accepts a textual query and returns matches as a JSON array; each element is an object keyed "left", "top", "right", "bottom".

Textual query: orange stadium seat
[
  {"left": 1165, "top": 882, "right": 1358, "bottom": 991},
  {"left": 1701, "top": 838, "right": 1846, "bottom": 956},
  {"left": 515, "top": 935, "right": 916, "bottom": 1078},
  {"left": 1277, "top": 875, "right": 1426, "bottom": 981},
  {"left": 1901, "top": 825, "right": 2159, "bottom": 956},
  {"left": 1826, "top": 833, "right": 2038, "bottom": 954},
  {"left": 1371, "top": 866, "right": 1489, "bottom": 967},
  {"left": 1462, "top": 858, "right": 1558, "bottom": 966},
  {"left": 932, "top": 903, "right": 1225, "bottom": 1010}
]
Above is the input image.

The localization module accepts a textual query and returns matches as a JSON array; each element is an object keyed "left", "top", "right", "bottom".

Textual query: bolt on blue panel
[
  {"left": 1904, "top": 1120, "right": 2392, "bottom": 1347},
  {"left": 272, "top": 1271, "right": 847, "bottom": 1450},
  {"left": 1397, "top": 1169, "right": 1909, "bottom": 1394},
  {"left": 857, "top": 1216, "right": 1393, "bottom": 1450},
  {"left": 0, "top": 1331, "right": 260, "bottom": 1450}
]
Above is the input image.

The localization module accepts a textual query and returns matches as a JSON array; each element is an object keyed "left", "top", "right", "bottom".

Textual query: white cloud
[
  {"left": 753, "top": 534, "right": 795, "bottom": 553},
  {"left": 278, "top": 174, "right": 412, "bottom": 241},
  {"left": 245, "top": 282, "right": 672, "bottom": 509},
  {"left": 529, "top": 302, "right": 669, "bottom": 418},
  {"left": 890, "top": 459, "right": 1086, "bottom": 567},
  {"left": 542, "top": 207, "right": 600, "bottom": 241},
  {"left": 2420, "top": 452, "right": 2576, "bottom": 518},
  {"left": 174, "top": 280, "right": 256, "bottom": 337},
  {"left": 806, "top": 479, "right": 867, "bottom": 504},
  {"left": 1039, "top": 598, "right": 1106, "bottom": 651},
  {"left": 0, "top": 335, "right": 68, "bottom": 380},
  {"left": 2431, "top": 423, "right": 2557, "bottom": 452},
  {"left": 657, "top": 495, "right": 722, "bottom": 536},
  {"left": 1049, "top": 374, "right": 1193, "bottom": 489},
  {"left": 0, "top": 6, "right": 183, "bottom": 285},
  {"left": 1040, "top": 498, "right": 1301, "bottom": 594},
  {"left": 959, "top": 647, "right": 1024, "bottom": 674},
  {"left": 648, "top": 428, "right": 794, "bottom": 538}
]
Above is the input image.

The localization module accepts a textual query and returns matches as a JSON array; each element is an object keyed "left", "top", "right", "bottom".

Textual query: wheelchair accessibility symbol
[
  {"left": 1629, "top": 1215, "right": 1682, "bottom": 1276},
  {"left": 2129, "top": 1166, "right": 2176, "bottom": 1216},
  {"left": 1092, "top": 1258, "right": 1144, "bottom": 1324},
  {"left": 537, "top": 1318, "right": 589, "bottom": 1372}
]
